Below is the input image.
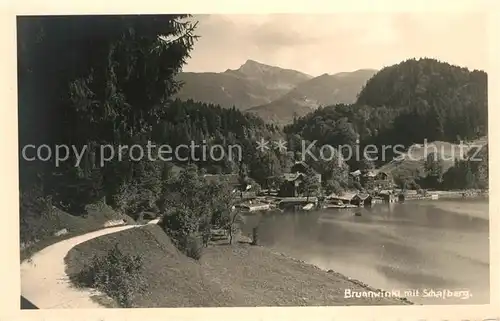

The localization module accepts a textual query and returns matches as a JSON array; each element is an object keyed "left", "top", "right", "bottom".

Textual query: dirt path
[{"left": 20, "top": 225, "right": 139, "bottom": 309}]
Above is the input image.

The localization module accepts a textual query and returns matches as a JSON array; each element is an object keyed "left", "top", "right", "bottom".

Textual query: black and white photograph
[{"left": 16, "top": 11, "right": 491, "bottom": 311}]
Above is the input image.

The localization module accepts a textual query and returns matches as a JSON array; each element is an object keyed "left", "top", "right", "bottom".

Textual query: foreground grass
[{"left": 65, "top": 225, "right": 409, "bottom": 307}]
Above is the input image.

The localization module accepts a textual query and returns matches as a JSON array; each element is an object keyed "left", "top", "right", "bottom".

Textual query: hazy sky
[{"left": 182, "top": 13, "right": 489, "bottom": 76}]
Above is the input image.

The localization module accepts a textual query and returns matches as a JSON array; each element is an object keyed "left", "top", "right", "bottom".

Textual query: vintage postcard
[{"left": 1, "top": 1, "right": 498, "bottom": 320}]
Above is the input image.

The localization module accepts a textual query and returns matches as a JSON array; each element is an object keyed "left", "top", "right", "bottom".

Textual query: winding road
[{"left": 20, "top": 219, "right": 160, "bottom": 309}]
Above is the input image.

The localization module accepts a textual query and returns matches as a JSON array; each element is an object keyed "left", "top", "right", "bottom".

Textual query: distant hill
[
  {"left": 247, "top": 69, "right": 377, "bottom": 124},
  {"left": 354, "top": 58, "right": 488, "bottom": 145},
  {"left": 356, "top": 58, "right": 487, "bottom": 110},
  {"left": 174, "top": 60, "right": 313, "bottom": 110}
]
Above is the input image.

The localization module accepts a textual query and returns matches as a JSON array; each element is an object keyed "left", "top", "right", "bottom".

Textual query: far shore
[{"left": 419, "top": 199, "right": 489, "bottom": 220}]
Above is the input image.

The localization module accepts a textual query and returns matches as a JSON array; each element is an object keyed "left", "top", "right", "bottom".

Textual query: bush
[
  {"left": 172, "top": 234, "right": 203, "bottom": 260},
  {"left": 72, "top": 244, "right": 146, "bottom": 307},
  {"left": 20, "top": 187, "right": 55, "bottom": 245},
  {"left": 184, "top": 235, "right": 204, "bottom": 260}
]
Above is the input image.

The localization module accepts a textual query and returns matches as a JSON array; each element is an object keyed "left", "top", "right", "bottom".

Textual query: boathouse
[
  {"left": 278, "top": 197, "right": 318, "bottom": 210},
  {"left": 352, "top": 193, "right": 373, "bottom": 207},
  {"left": 328, "top": 192, "right": 357, "bottom": 205},
  {"left": 235, "top": 202, "right": 271, "bottom": 212},
  {"left": 378, "top": 190, "right": 397, "bottom": 203}
]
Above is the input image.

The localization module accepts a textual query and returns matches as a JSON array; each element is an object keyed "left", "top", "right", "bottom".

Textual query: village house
[
  {"left": 349, "top": 169, "right": 362, "bottom": 182},
  {"left": 279, "top": 172, "right": 305, "bottom": 197},
  {"left": 279, "top": 161, "right": 322, "bottom": 197},
  {"left": 291, "top": 161, "right": 322, "bottom": 183},
  {"left": 361, "top": 170, "right": 394, "bottom": 190}
]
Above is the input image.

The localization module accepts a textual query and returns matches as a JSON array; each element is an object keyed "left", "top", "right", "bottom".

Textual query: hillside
[
  {"left": 248, "top": 69, "right": 377, "bottom": 124},
  {"left": 358, "top": 58, "right": 487, "bottom": 146},
  {"left": 65, "top": 224, "right": 407, "bottom": 307},
  {"left": 378, "top": 137, "right": 488, "bottom": 178},
  {"left": 357, "top": 58, "right": 487, "bottom": 110},
  {"left": 174, "top": 60, "right": 313, "bottom": 110},
  {"left": 283, "top": 58, "right": 488, "bottom": 190}
]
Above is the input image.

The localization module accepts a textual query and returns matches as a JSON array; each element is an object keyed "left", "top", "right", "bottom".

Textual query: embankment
[
  {"left": 65, "top": 224, "right": 409, "bottom": 307},
  {"left": 21, "top": 203, "right": 134, "bottom": 262}
]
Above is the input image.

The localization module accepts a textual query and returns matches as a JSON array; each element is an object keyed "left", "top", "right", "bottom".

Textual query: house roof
[
  {"left": 362, "top": 169, "right": 391, "bottom": 178},
  {"left": 291, "top": 161, "right": 309, "bottom": 170},
  {"left": 365, "top": 171, "right": 377, "bottom": 177},
  {"left": 355, "top": 193, "right": 371, "bottom": 200},
  {"left": 291, "top": 161, "right": 319, "bottom": 175},
  {"left": 329, "top": 192, "right": 357, "bottom": 201},
  {"left": 350, "top": 170, "right": 361, "bottom": 176},
  {"left": 283, "top": 172, "right": 305, "bottom": 182},
  {"left": 378, "top": 190, "right": 393, "bottom": 195}
]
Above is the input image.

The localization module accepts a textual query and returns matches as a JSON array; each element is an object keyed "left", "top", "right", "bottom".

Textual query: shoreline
[
  {"left": 252, "top": 189, "right": 488, "bottom": 212},
  {"left": 29, "top": 196, "right": 488, "bottom": 308},
  {"left": 241, "top": 195, "right": 489, "bottom": 305},
  {"left": 430, "top": 189, "right": 488, "bottom": 199},
  {"left": 63, "top": 225, "right": 410, "bottom": 307}
]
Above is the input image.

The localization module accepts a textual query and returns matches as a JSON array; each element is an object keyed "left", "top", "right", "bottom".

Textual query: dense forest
[
  {"left": 18, "top": 16, "right": 488, "bottom": 249},
  {"left": 17, "top": 15, "right": 293, "bottom": 248},
  {"left": 19, "top": 15, "right": 199, "bottom": 216}
]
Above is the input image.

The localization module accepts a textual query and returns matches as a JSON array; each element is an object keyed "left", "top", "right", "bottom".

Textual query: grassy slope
[
  {"left": 379, "top": 137, "right": 488, "bottom": 177},
  {"left": 65, "top": 225, "right": 408, "bottom": 307},
  {"left": 21, "top": 204, "right": 134, "bottom": 262}
]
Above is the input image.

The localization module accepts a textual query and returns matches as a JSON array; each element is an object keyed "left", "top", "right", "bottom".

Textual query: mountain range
[{"left": 174, "top": 60, "right": 376, "bottom": 124}]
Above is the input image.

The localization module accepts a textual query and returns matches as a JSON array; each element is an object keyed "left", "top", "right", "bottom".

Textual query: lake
[{"left": 242, "top": 199, "right": 489, "bottom": 305}]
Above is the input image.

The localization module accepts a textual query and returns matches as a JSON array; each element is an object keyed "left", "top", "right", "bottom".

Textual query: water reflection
[{"left": 242, "top": 200, "right": 489, "bottom": 305}]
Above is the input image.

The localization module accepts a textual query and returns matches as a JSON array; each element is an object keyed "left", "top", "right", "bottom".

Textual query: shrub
[
  {"left": 20, "top": 187, "right": 55, "bottom": 245},
  {"left": 171, "top": 234, "right": 204, "bottom": 261},
  {"left": 72, "top": 244, "right": 146, "bottom": 307},
  {"left": 184, "top": 235, "right": 204, "bottom": 260}
]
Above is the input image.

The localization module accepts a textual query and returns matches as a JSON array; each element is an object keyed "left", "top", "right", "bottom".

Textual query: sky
[{"left": 182, "top": 13, "right": 489, "bottom": 76}]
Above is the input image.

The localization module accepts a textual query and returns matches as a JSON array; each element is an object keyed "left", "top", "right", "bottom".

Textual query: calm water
[{"left": 242, "top": 199, "right": 489, "bottom": 305}]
